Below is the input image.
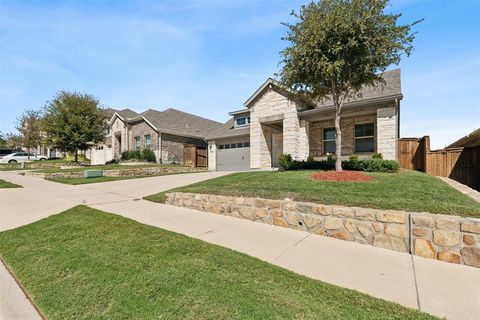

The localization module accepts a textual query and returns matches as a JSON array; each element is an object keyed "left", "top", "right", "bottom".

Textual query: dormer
[{"left": 229, "top": 109, "right": 251, "bottom": 129}]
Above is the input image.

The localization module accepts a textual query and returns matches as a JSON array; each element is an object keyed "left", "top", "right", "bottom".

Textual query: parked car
[{"left": 0, "top": 152, "right": 47, "bottom": 163}]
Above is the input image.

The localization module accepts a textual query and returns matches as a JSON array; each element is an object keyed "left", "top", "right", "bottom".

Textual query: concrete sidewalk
[
  {"left": 92, "top": 199, "right": 480, "bottom": 320},
  {"left": 1, "top": 171, "right": 479, "bottom": 320}
]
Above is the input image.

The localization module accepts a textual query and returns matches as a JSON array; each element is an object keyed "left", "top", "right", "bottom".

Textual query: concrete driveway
[
  {"left": 0, "top": 170, "right": 231, "bottom": 231},
  {"left": 1, "top": 170, "right": 479, "bottom": 320}
]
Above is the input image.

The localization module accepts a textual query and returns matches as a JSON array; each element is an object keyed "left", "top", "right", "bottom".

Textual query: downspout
[
  {"left": 158, "top": 131, "right": 162, "bottom": 164},
  {"left": 396, "top": 99, "right": 400, "bottom": 161}
]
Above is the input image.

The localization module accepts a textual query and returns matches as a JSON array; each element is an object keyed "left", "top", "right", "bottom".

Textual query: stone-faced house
[
  {"left": 108, "top": 108, "right": 222, "bottom": 164},
  {"left": 207, "top": 69, "right": 402, "bottom": 171}
]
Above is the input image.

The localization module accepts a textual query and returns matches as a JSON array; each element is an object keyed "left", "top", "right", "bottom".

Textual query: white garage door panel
[{"left": 217, "top": 147, "right": 250, "bottom": 171}]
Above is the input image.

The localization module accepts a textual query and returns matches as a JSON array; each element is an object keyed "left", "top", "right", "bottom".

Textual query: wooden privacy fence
[
  {"left": 398, "top": 136, "right": 480, "bottom": 190},
  {"left": 183, "top": 144, "right": 207, "bottom": 168}
]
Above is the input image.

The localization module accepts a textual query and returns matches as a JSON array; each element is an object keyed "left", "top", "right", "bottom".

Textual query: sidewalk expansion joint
[
  {"left": 410, "top": 254, "right": 422, "bottom": 311},
  {"left": 271, "top": 233, "right": 311, "bottom": 264}
]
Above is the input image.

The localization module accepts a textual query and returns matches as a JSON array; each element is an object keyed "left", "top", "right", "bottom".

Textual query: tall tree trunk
[
  {"left": 75, "top": 149, "right": 78, "bottom": 162},
  {"left": 334, "top": 102, "right": 342, "bottom": 172}
]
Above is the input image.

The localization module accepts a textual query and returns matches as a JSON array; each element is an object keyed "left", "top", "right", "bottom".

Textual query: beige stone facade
[
  {"left": 249, "top": 89, "right": 310, "bottom": 169},
  {"left": 165, "top": 192, "right": 480, "bottom": 268},
  {"left": 246, "top": 85, "right": 399, "bottom": 169}
]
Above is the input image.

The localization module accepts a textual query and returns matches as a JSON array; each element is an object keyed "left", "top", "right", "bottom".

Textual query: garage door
[{"left": 217, "top": 147, "right": 250, "bottom": 171}]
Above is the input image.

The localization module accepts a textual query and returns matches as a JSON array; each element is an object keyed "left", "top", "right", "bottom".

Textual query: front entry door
[{"left": 271, "top": 132, "right": 283, "bottom": 168}]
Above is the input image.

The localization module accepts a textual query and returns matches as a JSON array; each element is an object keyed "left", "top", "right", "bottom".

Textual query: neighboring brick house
[
  {"left": 107, "top": 108, "right": 222, "bottom": 165},
  {"left": 207, "top": 69, "right": 402, "bottom": 171}
]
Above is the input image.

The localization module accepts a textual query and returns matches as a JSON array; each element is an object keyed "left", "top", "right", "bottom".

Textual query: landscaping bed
[
  {"left": 311, "top": 170, "right": 373, "bottom": 182},
  {"left": 146, "top": 170, "right": 480, "bottom": 217},
  {"left": 0, "top": 206, "right": 435, "bottom": 319}
]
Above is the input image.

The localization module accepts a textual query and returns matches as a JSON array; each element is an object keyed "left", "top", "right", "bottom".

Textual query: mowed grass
[
  {"left": 0, "top": 179, "right": 21, "bottom": 188},
  {"left": 145, "top": 170, "right": 480, "bottom": 217},
  {"left": 0, "top": 206, "right": 436, "bottom": 320}
]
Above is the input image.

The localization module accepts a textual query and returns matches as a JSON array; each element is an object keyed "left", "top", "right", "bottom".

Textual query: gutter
[{"left": 298, "top": 94, "right": 404, "bottom": 118}]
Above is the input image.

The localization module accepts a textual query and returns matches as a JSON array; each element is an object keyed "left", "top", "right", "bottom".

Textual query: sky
[{"left": 1, "top": 0, "right": 479, "bottom": 149}]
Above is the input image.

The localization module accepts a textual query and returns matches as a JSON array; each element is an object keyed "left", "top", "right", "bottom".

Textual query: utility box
[{"left": 84, "top": 169, "right": 103, "bottom": 178}]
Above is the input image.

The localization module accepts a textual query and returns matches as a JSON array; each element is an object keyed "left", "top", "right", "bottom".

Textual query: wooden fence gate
[
  {"left": 183, "top": 144, "right": 207, "bottom": 168},
  {"left": 398, "top": 136, "right": 480, "bottom": 190}
]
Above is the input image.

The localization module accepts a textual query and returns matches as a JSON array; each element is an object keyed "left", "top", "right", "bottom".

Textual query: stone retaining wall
[
  {"left": 25, "top": 166, "right": 206, "bottom": 179},
  {"left": 165, "top": 192, "right": 480, "bottom": 268}
]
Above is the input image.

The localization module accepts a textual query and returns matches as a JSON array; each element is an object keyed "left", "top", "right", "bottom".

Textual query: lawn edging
[
  {"left": 164, "top": 192, "right": 480, "bottom": 268},
  {"left": 25, "top": 166, "right": 206, "bottom": 179}
]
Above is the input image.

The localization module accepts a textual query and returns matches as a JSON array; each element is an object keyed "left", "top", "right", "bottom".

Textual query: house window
[
  {"left": 323, "top": 127, "right": 336, "bottom": 154},
  {"left": 355, "top": 123, "right": 375, "bottom": 153},
  {"left": 244, "top": 142, "right": 250, "bottom": 147},
  {"left": 144, "top": 134, "right": 151, "bottom": 149},
  {"left": 218, "top": 144, "right": 224, "bottom": 150},
  {"left": 134, "top": 136, "right": 141, "bottom": 150},
  {"left": 235, "top": 117, "right": 250, "bottom": 127}
]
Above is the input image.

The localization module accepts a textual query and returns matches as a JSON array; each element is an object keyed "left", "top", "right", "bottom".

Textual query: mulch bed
[{"left": 310, "top": 170, "right": 373, "bottom": 182}]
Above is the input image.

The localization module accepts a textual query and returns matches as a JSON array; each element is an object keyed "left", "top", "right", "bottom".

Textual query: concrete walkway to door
[{"left": 0, "top": 170, "right": 479, "bottom": 320}]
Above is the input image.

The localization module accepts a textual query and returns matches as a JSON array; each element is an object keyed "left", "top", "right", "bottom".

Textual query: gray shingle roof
[
  {"left": 206, "top": 118, "right": 250, "bottom": 140},
  {"left": 315, "top": 69, "right": 402, "bottom": 109},
  {"left": 103, "top": 108, "right": 139, "bottom": 119},
  {"left": 141, "top": 108, "right": 223, "bottom": 139}
]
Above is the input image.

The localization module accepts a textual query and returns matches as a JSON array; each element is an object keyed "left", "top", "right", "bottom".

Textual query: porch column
[
  {"left": 297, "top": 119, "right": 310, "bottom": 161},
  {"left": 376, "top": 106, "right": 398, "bottom": 160},
  {"left": 208, "top": 140, "right": 216, "bottom": 171}
]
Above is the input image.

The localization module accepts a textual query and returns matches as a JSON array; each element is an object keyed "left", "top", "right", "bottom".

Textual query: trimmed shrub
[
  {"left": 278, "top": 153, "right": 293, "bottom": 171},
  {"left": 142, "top": 148, "right": 156, "bottom": 162},
  {"left": 349, "top": 154, "right": 359, "bottom": 161},
  {"left": 121, "top": 151, "right": 132, "bottom": 160},
  {"left": 280, "top": 153, "right": 399, "bottom": 173},
  {"left": 121, "top": 149, "right": 156, "bottom": 162},
  {"left": 371, "top": 152, "right": 383, "bottom": 160},
  {"left": 306, "top": 154, "right": 315, "bottom": 162}
]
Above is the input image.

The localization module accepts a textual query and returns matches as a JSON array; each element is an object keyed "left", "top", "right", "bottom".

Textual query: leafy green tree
[
  {"left": 279, "top": 0, "right": 421, "bottom": 171},
  {"left": 0, "top": 131, "right": 6, "bottom": 149},
  {"left": 43, "top": 91, "right": 107, "bottom": 162},
  {"left": 4, "top": 133, "right": 23, "bottom": 149},
  {"left": 16, "top": 109, "right": 44, "bottom": 159}
]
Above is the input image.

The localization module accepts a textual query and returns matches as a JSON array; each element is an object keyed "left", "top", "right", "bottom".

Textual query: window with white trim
[
  {"left": 323, "top": 127, "right": 336, "bottom": 154},
  {"left": 355, "top": 123, "right": 374, "bottom": 153},
  {"left": 235, "top": 117, "right": 250, "bottom": 127},
  {"left": 144, "top": 134, "right": 151, "bottom": 149},
  {"left": 134, "top": 136, "right": 141, "bottom": 150}
]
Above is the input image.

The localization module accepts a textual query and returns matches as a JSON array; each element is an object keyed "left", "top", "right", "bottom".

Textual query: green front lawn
[
  {"left": 0, "top": 206, "right": 435, "bottom": 319},
  {"left": 0, "top": 179, "right": 21, "bottom": 188},
  {"left": 145, "top": 170, "right": 480, "bottom": 217}
]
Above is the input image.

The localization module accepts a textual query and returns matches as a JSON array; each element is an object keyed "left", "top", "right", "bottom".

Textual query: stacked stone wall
[{"left": 165, "top": 192, "right": 480, "bottom": 268}]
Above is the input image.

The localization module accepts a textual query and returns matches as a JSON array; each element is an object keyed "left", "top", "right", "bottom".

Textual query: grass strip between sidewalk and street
[
  {"left": 0, "top": 205, "right": 436, "bottom": 320},
  {"left": 0, "top": 179, "right": 22, "bottom": 188}
]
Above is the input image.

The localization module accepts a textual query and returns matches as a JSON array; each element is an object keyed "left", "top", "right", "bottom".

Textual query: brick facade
[{"left": 110, "top": 115, "right": 207, "bottom": 165}]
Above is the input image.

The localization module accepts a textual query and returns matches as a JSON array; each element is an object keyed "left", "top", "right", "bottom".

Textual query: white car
[{"left": 0, "top": 152, "right": 48, "bottom": 163}]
